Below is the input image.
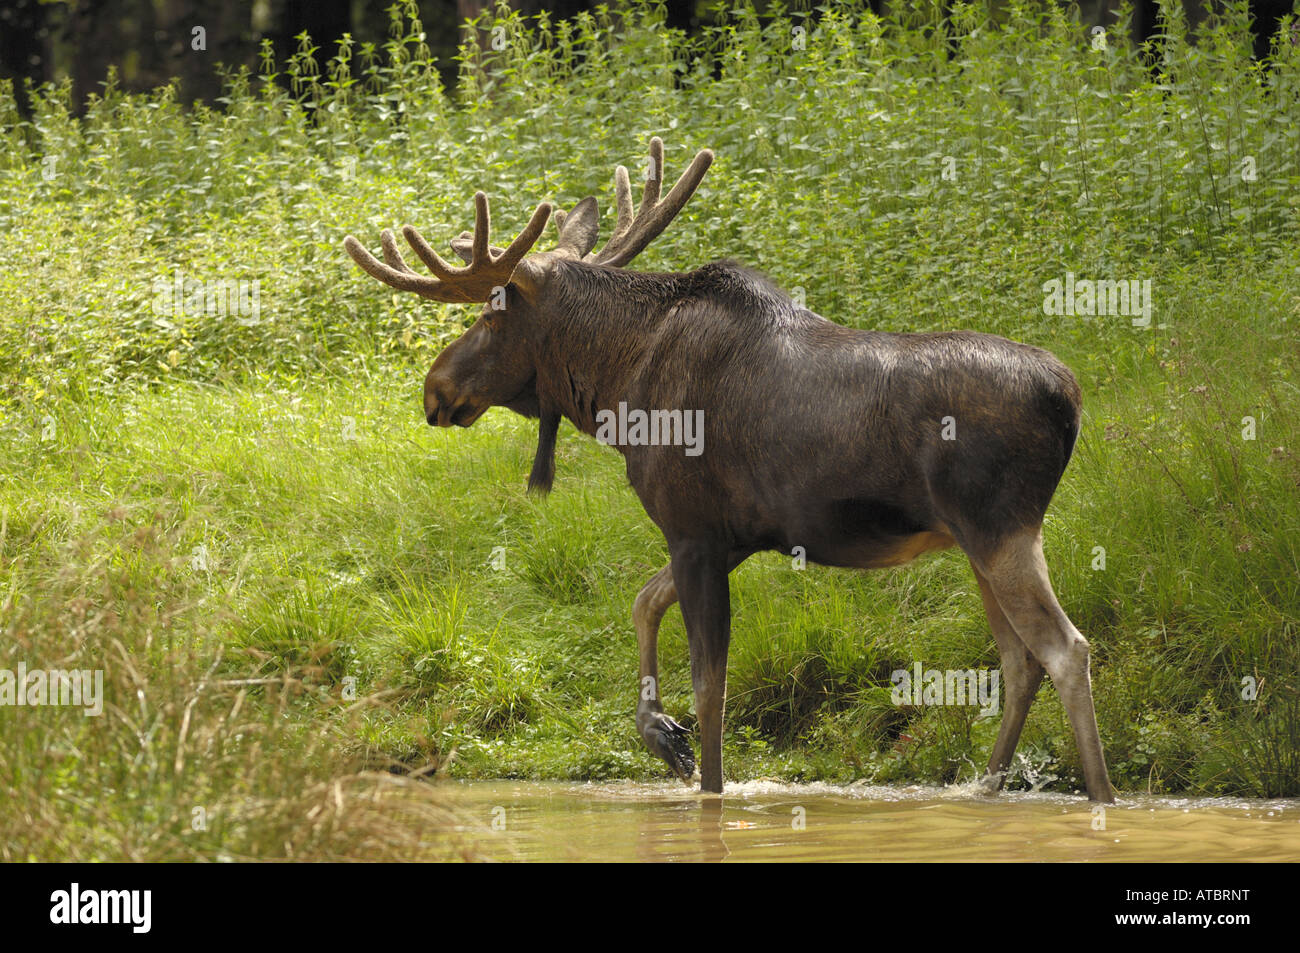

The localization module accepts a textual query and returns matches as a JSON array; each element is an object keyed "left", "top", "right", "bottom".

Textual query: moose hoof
[{"left": 639, "top": 712, "right": 696, "bottom": 783}]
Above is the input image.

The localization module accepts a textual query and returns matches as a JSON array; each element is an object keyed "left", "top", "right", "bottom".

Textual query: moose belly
[
  {"left": 798, "top": 530, "right": 957, "bottom": 569},
  {"left": 770, "top": 497, "right": 957, "bottom": 570}
]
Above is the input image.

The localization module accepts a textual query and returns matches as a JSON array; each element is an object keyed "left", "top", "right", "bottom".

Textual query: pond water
[{"left": 436, "top": 779, "right": 1300, "bottom": 862}]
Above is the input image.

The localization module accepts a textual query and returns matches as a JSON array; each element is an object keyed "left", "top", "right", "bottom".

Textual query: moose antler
[
  {"left": 343, "top": 192, "right": 552, "bottom": 303},
  {"left": 576, "top": 137, "right": 714, "bottom": 268},
  {"left": 344, "top": 137, "right": 712, "bottom": 299}
]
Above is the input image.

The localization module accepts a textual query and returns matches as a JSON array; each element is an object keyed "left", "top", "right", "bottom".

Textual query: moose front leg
[
  {"left": 634, "top": 564, "right": 694, "bottom": 782},
  {"left": 634, "top": 550, "right": 752, "bottom": 785},
  {"left": 670, "top": 541, "right": 732, "bottom": 794}
]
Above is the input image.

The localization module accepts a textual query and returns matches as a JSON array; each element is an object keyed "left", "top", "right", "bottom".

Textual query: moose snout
[
  {"left": 425, "top": 399, "right": 456, "bottom": 428},
  {"left": 424, "top": 398, "right": 450, "bottom": 427},
  {"left": 424, "top": 381, "right": 454, "bottom": 427},
  {"left": 424, "top": 388, "right": 483, "bottom": 428}
]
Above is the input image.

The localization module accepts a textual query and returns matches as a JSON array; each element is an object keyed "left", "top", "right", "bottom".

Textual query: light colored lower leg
[
  {"left": 980, "top": 529, "right": 1114, "bottom": 803},
  {"left": 972, "top": 563, "right": 1044, "bottom": 791},
  {"left": 634, "top": 564, "right": 677, "bottom": 712}
]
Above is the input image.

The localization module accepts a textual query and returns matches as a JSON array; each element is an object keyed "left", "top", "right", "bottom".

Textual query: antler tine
[
  {"left": 471, "top": 191, "right": 491, "bottom": 264},
  {"left": 380, "top": 229, "right": 417, "bottom": 273},
  {"left": 406, "top": 194, "right": 551, "bottom": 280},
  {"left": 641, "top": 136, "right": 664, "bottom": 209},
  {"left": 403, "top": 226, "right": 472, "bottom": 284},
  {"left": 605, "top": 164, "right": 635, "bottom": 250},
  {"left": 344, "top": 233, "right": 450, "bottom": 298},
  {"left": 590, "top": 138, "right": 714, "bottom": 268},
  {"left": 495, "top": 200, "right": 554, "bottom": 272},
  {"left": 344, "top": 192, "right": 553, "bottom": 304},
  {"left": 403, "top": 191, "right": 490, "bottom": 281}
]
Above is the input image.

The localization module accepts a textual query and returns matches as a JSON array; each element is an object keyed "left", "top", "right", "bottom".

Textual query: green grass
[{"left": 2, "top": 0, "right": 1299, "bottom": 858}]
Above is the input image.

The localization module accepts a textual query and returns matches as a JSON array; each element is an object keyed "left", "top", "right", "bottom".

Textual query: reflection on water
[{"left": 437, "top": 780, "right": 1300, "bottom": 862}]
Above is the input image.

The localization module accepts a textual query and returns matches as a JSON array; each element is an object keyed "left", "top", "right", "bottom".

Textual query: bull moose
[{"left": 343, "top": 137, "right": 1115, "bottom": 802}]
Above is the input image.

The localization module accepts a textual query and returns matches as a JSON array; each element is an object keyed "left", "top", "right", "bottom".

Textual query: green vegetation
[{"left": 1, "top": 0, "right": 1297, "bottom": 858}]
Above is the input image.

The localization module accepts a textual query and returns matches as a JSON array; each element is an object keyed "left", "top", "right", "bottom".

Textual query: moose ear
[
  {"left": 507, "top": 255, "right": 552, "bottom": 300},
  {"left": 449, "top": 231, "right": 474, "bottom": 264},
  {"left": 450, "top": 230, "right": 507, "bottom": 265},
  {"left": 554, "top": 196, "right": 599, "bottom": 259}
]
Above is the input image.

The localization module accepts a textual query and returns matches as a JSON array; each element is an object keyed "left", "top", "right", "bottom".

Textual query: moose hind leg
[
  {"left": 971, "top": 562, "right": 1044, "bottom": 794},
  {"left": 634, "top": 564, "right": 694, "bottom": 782},
  {"left": 977, "top": 529, "right": 1115, "bottom": 803}
]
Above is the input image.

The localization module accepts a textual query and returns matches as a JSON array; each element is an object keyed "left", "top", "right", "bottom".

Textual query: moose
[{"left": 343, "top": 137, "right": 1115, "bottom": 802}]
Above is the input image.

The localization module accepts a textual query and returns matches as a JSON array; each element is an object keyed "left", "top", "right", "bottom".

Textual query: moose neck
[{"left": 532, "top": 261, "right": 685, "bottom": 442}]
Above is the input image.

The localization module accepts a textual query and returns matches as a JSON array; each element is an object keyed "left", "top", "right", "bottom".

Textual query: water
[{"left": 436, "top": 780, "right": 1300, "bottom": 862}]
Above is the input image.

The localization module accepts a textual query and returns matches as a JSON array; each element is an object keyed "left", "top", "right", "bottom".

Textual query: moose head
[{"left": 343, "top": 138, "right": 713, "bottom": 489}]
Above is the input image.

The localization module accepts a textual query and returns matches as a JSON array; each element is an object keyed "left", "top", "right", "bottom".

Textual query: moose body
[
  {"left": 344, "top": 137, "right": 1115, "bottom": 802},
  {"left": 602, "top": 262, "right": 1077, "bottom": 568}
]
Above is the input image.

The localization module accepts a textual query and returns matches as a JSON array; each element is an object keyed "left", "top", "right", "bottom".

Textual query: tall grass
[
  {"left": 2, "top": 0, "right": 1297, "bottom": 392},
  {"left": 0, "top": 483, "right": 482, "bottom": 860},
  {"left": 1, "top": 0, "right": 1297, "bottom": 852}
]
